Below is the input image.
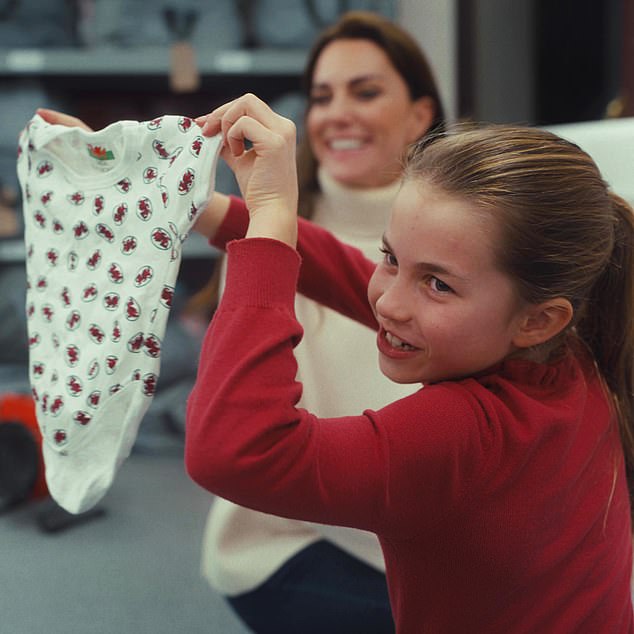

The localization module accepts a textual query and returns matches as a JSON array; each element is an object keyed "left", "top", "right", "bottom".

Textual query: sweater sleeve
[
  {"left": 186, "top": 238, "right": 488, "bottom": 538},
  {"left": 211, "top": 196, "right": 377, "bottom": 329}
]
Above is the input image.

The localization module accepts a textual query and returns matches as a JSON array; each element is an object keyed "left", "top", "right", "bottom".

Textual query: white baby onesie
[{"left": 17, "top": 113, "right": 221, "bottom": 513}]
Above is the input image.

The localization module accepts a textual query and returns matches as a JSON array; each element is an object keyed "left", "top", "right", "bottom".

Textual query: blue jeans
[{"left": 227, "top": 540, "right": 395, "bottom": 634}]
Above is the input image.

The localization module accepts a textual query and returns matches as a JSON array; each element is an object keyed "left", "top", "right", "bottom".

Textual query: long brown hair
[
  {"left": 297, "top": 10, "right": 446, "bottom": 219},
  {"left": 407, "top": 124, "right": 634, "bottom": 503}
]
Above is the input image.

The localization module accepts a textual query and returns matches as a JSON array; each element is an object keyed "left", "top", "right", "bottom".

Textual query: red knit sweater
[{"left": 185, "top": 197, "right": 633, "bottom": 633}]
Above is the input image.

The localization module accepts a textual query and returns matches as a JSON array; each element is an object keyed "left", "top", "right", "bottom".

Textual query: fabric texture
[
  {"left": 17, "top": 114, "right": 220, "bottom": 513},
  {"left": 186, "top": 207, "right": 634, "bottom": 633},
  {"left": 201, "top": 175, "right": 415, "bottom": 597}
]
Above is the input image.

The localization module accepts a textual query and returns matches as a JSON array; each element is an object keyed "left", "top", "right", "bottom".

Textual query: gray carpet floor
[{"left": 0, "top": 449, "right": 250, "bottom": 634}]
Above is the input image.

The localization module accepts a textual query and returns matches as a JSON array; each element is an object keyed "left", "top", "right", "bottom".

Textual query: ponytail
[{"left": 577, "top": 193, "right": 634, "bottom": 490}]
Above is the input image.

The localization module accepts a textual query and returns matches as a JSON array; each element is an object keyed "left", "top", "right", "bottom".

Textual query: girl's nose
[{"left": 375, "top": 278, "right": 411, "bottom": 324}]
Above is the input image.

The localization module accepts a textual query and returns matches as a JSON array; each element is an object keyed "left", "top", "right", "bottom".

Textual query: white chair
[{"left": 545, "top": 117, "right": 634, "bottom": 206}]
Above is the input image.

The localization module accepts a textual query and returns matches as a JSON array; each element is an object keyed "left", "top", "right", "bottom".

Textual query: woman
[{"left": 199, "top": 12, "right": 444, "bottom": 634}]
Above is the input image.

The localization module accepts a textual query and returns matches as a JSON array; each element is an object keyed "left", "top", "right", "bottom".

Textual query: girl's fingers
[{"left": 36, "top": 108, "right": 92, "bottom": 132}]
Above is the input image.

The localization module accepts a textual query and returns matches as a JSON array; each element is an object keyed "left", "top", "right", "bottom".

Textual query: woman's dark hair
[{"left": 297, "top": 10, "right": 446, "bottom": 219}]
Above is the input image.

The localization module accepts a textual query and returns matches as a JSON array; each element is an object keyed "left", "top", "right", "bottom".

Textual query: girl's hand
[
  {"left": 196, "top": 93, "right": 298, "bottom": 248},
  {"left": 36, "top": 108, "right": 93, "bottom": 132}
]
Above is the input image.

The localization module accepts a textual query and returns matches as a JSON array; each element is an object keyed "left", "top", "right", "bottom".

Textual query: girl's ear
[
  {"left": 512, "top": 299, "right": 573, "bottom": 349},
  {"left": 406, "top": 96, "right": 435, "bottom": 144}
]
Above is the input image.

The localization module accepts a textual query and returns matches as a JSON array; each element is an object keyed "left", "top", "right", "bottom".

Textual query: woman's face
[{"left": 306, "top": 39, "right": 432, "bottom": 189}]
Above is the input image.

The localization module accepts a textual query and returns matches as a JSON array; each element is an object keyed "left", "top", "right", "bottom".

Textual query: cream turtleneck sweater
[{"left": 200, "top": 170, "right": 416, "bottom": 595}]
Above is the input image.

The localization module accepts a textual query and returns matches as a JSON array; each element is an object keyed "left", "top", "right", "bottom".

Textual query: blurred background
[{"left": 0, "top": 1, "right": 631, "bottom": 632}]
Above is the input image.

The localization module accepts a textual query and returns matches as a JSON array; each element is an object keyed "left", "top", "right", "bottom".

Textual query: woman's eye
[
  {"left": 429, "top": 276, "right": 453, "bottom": 293},
  {"left": 356, "top": 88, "right": 381, "bottom": 101},
  {"left": 309, "top": 93, "right": 330, "bottom": 106}
]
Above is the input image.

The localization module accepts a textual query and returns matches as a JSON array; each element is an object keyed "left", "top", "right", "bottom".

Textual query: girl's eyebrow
[{"left": 381, "top": 234, "right": 469, "bottom": 281}]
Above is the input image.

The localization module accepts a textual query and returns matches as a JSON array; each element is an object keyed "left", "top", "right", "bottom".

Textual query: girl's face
[
  {"left": 306, "top": 39, "right": 432, "bottom": 189},
  {"left": 367, "top": 180, "right": 529, "bottom": 384}
]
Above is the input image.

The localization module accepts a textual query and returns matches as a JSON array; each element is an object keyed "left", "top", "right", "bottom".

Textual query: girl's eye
[
  {"left": 379, "top": 246, "right": 397, "bottom": 267},
  {"left": 429, "top": 276, "right": 453, "bottom": 294}
]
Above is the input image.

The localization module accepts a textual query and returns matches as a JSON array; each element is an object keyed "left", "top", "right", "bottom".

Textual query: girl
[{"left": 187, "top": 94, "right": 634, "bottom": 632}]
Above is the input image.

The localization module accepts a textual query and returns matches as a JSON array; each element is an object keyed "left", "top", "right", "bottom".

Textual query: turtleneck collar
[{"left": 313, "top": 167, "right": 402, "bottom": 239}]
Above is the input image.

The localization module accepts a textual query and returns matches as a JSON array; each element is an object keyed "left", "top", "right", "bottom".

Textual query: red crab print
[
  {"left": 53, "top": 429, "right": 67, "bottom": 445},
  {"left": 88, "top": 323, "right": 105, "bottom": 344},
  {"left": 111, "top": 321, "right": 122, "bottom": 342},
  {"left": 67, "top": 375, "right": 83, "bottom": 396},
  {"left": 73, "top": 221, "right": 89, "bottom": 239},
  {"left": 82, "top": 284, "right": 98, "bottom": 302},
  {"left": 113, "top": 202, "right": 128, "bottom": 225},
  {"left": 35, "top": 276, "right": 47, "bottom": 291},
  {"left": 96, "top": 223, "right": 115, "bottom": 243},
  {"left": 87, "top": 390, "right": 101, "bottom": 409},
  {"left": 127, "top": 332, "right": 144, "bottom": 353},
  {"left": 105, "top": 355, "right": 118, "bottom": 374},
  {"left": 178, "top": 116, "right": 193, "bottom": 132},
  {"left": 86, "top": 250, "right": 102, "bottom": 270},
  {"left": 33, "top": 211, "right": 46, "bottom": 228},
  {"left": 40, "top": 191, "right": 53, "bottom": 206},
  {"left": 160, "top": 285, "right": 174, "bottom": 308},
  {"left": 142, "top": 372, "right": 158, "bottom": 396},
  {"left": 188, "top": 202, "right": 199, "bottom": 221},
  {"left": 115, "top": 178, "right": 132, "bottom": 193},
  {"left": 73, "top": 410, "right": 92, "bottom": 426},
  {"left": 29, "top": 333, "right": 41, "bottom": 348},
  {"left": 168, "top": 147, "right": 182, "bottom": 166},
  {"left": 160, "top": 186, "right": 169, "bottom": 207},
  {"left": 178, "top": 168, "right": 195, "bottom": 194},
  {"left": 152, "top": 139, "right": 170, "bottom": 159},
  {"left": 87, "top": 359, "right": 99, "bottom": 379},
  {"left": 151, "top": 227, "right": 172, "bottom": 250},
  {"left": 136, "top": 197, "right": 153, "bottom": 220},
  {"left": 143, "top": 334, "right": 161, "bottom": 359},
  {"left": 143, "top": 166, "right": 158, "bottom": 183},
  {"left": 46, "top": 249, "right": 59, "bottom": 266},
  {"left": 66, "top": 310, "right": 81, "bottom": 331},
  {"left": 68, "top": 191, "right": 85, "bottom": 205},
  {"left": 52, "top": 219, "right": 64, "bottom": 234},
  {"left": 36, "top": 160, "right": 53, "bottom": 177},
  {"left": 109, "top": 384, "right": 123, "bottom": 395},
  {"left": 67, "top": 251, "right": 79, "bottom": 271},
  {"left": 61, "top": 286, "right": 72, "bottom": 307},
  {"left": 27, "top": 302, "right": 35, "bottom": 318},
  {"left": 93, "top": 195, "right": 105, "bottom": 215},
  {"left": 50, "top": 396, "right": 64, "bottom": 417},
  {"left": 134, "top": 265, "right": 153, "bottom": 287},
  {"left": 41, "top": 304, "right": 54, "bottom": 322},
  {"left": 32, "top": 362, "right": 45, "bottom": 377},
  {"left": 108, "top": 262, "right": 124, "bottom": 284},
  {"left": 121, "top": 236, "right": 137, "bottom": 255},
  {"left": 147, "top": 117, "right": 163, "bottom": 130},
  {"left": 125, "top": 297, "right": 140, "bottom": 320},
  {"left": 190, "top": 135, "right": 203, "bottom": 157},
  {"left": 103, "top": 292, "right": 120, "bottom": 310},
  {"left": 65, "top": 344, "right": 80, "bottom": 367}
]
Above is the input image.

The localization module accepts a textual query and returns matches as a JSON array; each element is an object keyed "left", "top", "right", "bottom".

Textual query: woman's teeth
[
  {"left": 385, "top": 332, "right": 415, "bottom": 351},
  {"left": 329, "top": 138, "right": 363, "bottom": 151}
]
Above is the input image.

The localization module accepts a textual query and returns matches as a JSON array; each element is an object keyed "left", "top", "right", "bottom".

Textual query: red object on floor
[{"left": 0, "top": 393, "right": 48, "bottom": 499}]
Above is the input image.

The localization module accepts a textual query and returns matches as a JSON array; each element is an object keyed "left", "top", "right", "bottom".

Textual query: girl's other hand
[{"left": 36, "top": 108, "right": 93, "bottom": 132}]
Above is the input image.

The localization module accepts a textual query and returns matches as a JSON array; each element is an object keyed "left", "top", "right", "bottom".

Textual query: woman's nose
[{"left": 323, "top": 94, "right": 354, "bottom": 123}]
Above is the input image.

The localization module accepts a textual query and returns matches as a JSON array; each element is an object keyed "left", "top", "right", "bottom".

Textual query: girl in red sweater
[{"left": 187, "top": 94, "right": 634, "bottom": 632}]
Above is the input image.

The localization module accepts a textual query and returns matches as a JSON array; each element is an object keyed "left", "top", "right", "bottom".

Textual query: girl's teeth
[{"left": 386, "top": 332, "right": 415, "bottom": 350}]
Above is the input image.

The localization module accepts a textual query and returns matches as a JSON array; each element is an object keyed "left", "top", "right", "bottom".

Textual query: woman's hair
[
  {"left": 406, "top": 124, "right": 634, "bottom": 499},
  {"left": 297, "top": 10, "right": 446, "bottom": 219}
]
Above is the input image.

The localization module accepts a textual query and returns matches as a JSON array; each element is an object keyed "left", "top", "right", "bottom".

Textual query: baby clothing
[{"left": 17, "top": 113, "right": 221, "bottom": 513}]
